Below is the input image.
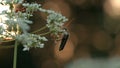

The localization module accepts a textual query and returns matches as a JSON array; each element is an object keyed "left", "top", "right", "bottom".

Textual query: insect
[{"left": 59, "top": 28, "right": 69, "bottom": 51}]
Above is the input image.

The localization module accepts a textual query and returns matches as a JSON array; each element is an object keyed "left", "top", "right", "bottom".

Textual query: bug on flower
[{"left": 59, "top": 28, "right": 69, "bottom": 51}]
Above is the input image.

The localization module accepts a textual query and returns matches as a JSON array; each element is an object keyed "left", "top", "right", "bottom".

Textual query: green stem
[
  {"left": 32, "top": 26, "right": 47, "bottom": 33},
  {"left": 13, "top": 40, "right": 18, "bottom": 68},
  {"left": 39, "top": 31, "right": 51, "bottom": 36}
]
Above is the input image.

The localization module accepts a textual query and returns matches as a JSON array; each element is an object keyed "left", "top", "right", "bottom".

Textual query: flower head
[
  {"left": 46, "top": 11, "right": 68, "bottom": 35},
  {"left": 16, "top": 33, "right": 48, "bottom": 51}
]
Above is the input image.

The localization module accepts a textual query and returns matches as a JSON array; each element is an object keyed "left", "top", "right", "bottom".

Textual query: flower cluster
[
  {"left": 1, "top": 11, "right": 33, "bottom": 33},
  {"left": 0, "top": 0, "right": 23, "bottom": 5},
  {"left": 46, "top": 11, "right": 68, "bottom": 35},
  {"left": 0, "top": 0, "right": 68, "bottom": 51},
  {"left": 23, "top": 3, "right": 41, "bottom": 12},
  {"left": 16, "top": 33, "right": 48, "bottom": 51}
]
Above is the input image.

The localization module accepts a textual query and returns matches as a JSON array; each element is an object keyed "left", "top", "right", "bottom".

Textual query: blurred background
[{"left": 1, "top": 0, "right": 120, "bottom": 68}]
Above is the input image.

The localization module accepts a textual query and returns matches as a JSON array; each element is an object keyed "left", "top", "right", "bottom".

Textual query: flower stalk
[
  {"left": 13, "top": 40, "right": 18, "bottom": 68},
  {"left": 32, "top": 26, "right": 47, "bottom": 33}
]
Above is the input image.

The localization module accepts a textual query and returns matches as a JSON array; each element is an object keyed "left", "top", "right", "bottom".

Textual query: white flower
[
  {"left": 46, "top": 12, "right": 68, "bottom": 35},
  {"left": 46, "top": 10, "right": 55, "bottom": 14},
  {"left": 23, "top": 45, "right": 30, "bottom": 51},
  {"left": 23, "top": 3, "right": 41, "bottom": 12},
  {"left": 16, "top": 33, "right": 48, "bottom": 51},
  {"left": 12, "top": 0, "right": 23, "bottom": 4},
  {"left": 37, "top": 43, "right": 44, "bottom": 48},
  {"left": 0, "top": 0, "right": 23, "bottom": 4},
  {"left": 39, "top": 8, "right": 47, "bottom": 12}
]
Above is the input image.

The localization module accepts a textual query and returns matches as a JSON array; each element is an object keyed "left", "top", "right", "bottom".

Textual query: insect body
[{"left": 59, "top": 28, "right": 69, "bottom": 51}]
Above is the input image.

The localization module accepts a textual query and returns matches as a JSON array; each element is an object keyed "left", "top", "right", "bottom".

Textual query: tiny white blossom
[
  {"left": 39, "top": 8, "right": 47, "bottom": 12},
  {"left": 37, "top": 43, "right": 44, "bottom": 48},
  {"left": 23, "top": 45, "right": 30, "bottom": 51},
  {"left": 46, "top": 10, "right": 55, "bottom": 14}
]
